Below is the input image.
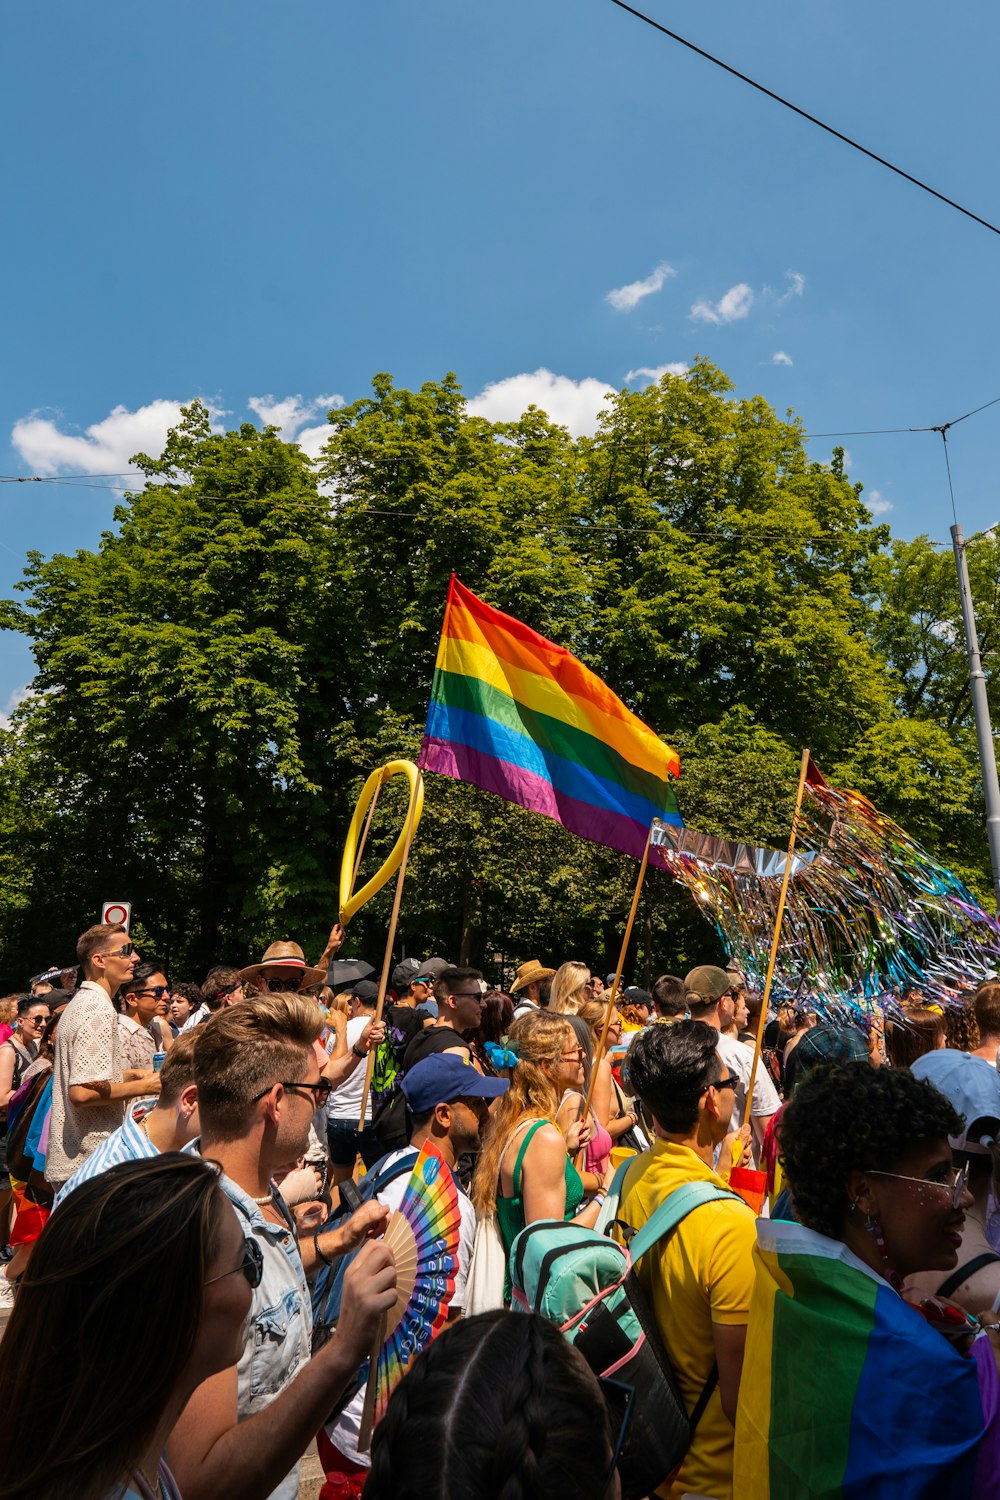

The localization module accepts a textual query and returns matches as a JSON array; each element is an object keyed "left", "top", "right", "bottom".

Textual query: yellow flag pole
[
  {"left": 357, "top": 770, "right": 423, "bottom": 1130},
  {"left": 746, "top": 748, "right": 812, "bottom": 1108},
  {"left": 575, "top": 823, "right": 653, "bottom": 1167}
]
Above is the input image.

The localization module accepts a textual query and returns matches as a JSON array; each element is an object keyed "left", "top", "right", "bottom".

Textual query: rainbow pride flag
[
  {"left": 734, "top": 1219, "right": 987, "bottom": 1498},
  {"left": 419, "top": 576, "right": 682, "bottom": 859}
]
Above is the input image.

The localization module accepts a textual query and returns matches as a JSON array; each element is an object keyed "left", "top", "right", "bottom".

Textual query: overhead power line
[{"left": 606, "top": 0, "right": 1000, "bottom": 237}]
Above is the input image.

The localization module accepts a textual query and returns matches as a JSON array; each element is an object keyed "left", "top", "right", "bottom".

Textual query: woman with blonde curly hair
[
  {"left": 548, "top": 961, "right": 593, "bottom": 1015},
  {"left": 472, "top": 1012, "right": 612, "bottom": 1298}
]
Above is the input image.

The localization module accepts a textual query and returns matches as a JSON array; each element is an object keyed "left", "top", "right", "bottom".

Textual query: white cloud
[
  {"left": 247, "top": 394, "right": 345, "bottom": 464},
  {"left": 10, "top": 399, "right": 208, "bottom": 480},
  {"left": 771, "top": 351, "right": 794, "bottom": 367},
  {"left": 690, "top": 283, "right": 754, "bottom": 325},
  {"left": 468, "top": 369, "right": 615, "bottom": 437},
  {"left": 865, "top": 488, "right": 893, "bottom": 516},
  {"left": 0, "top": 685, "right": 35, "bottom": 733},
  {"left": 10, "top": 393, "right": 347, "bottom": 486},
  {"left": 606, "top": 262, "right": 675, "bottom": 312},
  {"left": 778, "top": 270, "right": 806, "bottom": 304},
  {"left": 625, "top": 362, "right": 689, "bottom": 384}
]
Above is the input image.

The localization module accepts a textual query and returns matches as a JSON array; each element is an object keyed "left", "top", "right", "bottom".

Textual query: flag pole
[
  {"left": 575, "top": 823, "right": 654, "bottom": 1166},
  {"left": 357, "top": 770, "right": 423, "bottom": 1130},
  {"left": 746, "top": 748, "right": 811, "bottom": 1107}
]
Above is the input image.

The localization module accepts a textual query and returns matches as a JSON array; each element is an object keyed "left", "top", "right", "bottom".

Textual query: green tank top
[{"left": 495, "top": 1119, "right": 585, "bottom": 1300}]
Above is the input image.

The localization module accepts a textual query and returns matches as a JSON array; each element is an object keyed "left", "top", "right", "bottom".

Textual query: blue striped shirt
[{"left": 52, "top": 1106, "right": 157, "bottom": 1209}]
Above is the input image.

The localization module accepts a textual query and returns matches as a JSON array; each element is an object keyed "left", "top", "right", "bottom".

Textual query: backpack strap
[
  {"left": 938, "top": 1252, "right": 1000, "bottom": 1298},
  {"left": 595, "top": 1155, "right": 636, "bottom": 1235},
  {"left": 628, "top": 1181, "right": 741, "bottom": 1264},
  {"left": 512, "top": 1120, "right": 548, "bottom": 1196}
]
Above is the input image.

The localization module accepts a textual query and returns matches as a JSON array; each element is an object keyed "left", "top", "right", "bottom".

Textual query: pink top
[
  {"left": 0, "top": 1025, "right": 13, "bottom": 1047},
  {"left": 586, "top": 1120, "right": 613, "bottom": 1179}
]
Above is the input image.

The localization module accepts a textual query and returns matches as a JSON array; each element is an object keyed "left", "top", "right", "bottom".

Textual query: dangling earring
[{"left": 864, "top": 1211, "right": 888, "bottom": 1263}]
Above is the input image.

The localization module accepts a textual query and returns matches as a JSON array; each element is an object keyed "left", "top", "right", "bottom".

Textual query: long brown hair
[
  {"left": 0, "top": 1153, "right": 226, "bottom": 1500},
  {"left": 471, "top": 1011, "right": 574, "bottom": 1217}
]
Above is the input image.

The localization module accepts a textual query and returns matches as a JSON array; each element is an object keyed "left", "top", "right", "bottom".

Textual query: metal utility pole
[{"left": 951, "top": 521, "right": 1000, "bottom": 911}]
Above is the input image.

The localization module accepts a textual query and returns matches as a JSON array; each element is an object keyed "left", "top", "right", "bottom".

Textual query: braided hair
[{"left": 364, "top": 1311, "right": 615, "bottom": 1500}]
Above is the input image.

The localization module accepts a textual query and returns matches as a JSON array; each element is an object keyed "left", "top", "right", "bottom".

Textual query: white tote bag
[{"left": 464, "top": 1211, "right": 508, "bottom": 1315}]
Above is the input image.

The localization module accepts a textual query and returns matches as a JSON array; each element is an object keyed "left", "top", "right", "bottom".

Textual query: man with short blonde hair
[{"left": 170, "top": 993, "right": 395, "bottom": 1500}]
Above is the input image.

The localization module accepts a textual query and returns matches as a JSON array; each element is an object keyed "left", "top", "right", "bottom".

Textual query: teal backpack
[{"left": 509, "top": 1156, "right": 740, "bottom": 1499}]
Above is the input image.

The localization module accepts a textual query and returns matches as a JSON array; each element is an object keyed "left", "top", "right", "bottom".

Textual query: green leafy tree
[
  {"left": 0, "top": 403, "right": 346, "bottom": 974},
  {"left": 1, "top": 365, "right": 997, "bottom": 989}
]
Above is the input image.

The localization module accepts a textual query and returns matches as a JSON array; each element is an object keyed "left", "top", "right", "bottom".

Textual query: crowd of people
[{"left": 1, "top": 926, "right": 1000, "bottom": 1497}]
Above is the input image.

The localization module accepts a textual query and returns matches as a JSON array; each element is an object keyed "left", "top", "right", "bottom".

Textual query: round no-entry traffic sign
[{"left": 101, "top": 901, "right": 132, "bottom": 930}]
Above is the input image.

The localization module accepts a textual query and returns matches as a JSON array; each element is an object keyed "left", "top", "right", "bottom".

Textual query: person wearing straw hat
[
  {"left": 510, "top": 960, "right": 554, "bottom": 1019},
  {"left": 240, "top": 941, "right": 327, "bottom": 995}
]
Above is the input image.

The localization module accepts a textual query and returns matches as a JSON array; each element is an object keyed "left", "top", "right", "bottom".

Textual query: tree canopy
[{"left": 0, "top": 361, "right": 993, "bottom": 986}]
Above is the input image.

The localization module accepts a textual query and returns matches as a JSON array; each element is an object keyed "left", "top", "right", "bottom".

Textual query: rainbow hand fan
[{"left": 358, "top": 1141, "right": 462, "bottom": 1449}]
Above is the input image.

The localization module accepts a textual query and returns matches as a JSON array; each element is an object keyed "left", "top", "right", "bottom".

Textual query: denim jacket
[{"left": 189, "top": 1147, "right": 313, "bottom": 1500}]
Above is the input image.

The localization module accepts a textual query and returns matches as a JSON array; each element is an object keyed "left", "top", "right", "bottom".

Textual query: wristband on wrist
[
  {"left": 313, "top": 1230, "right": 335, "bottom": 1268},
  {"left": 351, "top": 1042, "right": 366, "bottom": 1059}
]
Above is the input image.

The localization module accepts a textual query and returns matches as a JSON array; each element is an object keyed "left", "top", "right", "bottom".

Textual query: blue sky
[{"left": 3, "top": 0, "right": 999, "bottom": 716}]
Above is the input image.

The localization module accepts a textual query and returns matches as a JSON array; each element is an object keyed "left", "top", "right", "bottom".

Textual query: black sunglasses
[
  {"left": 205, "top": 1237, "right": 264, "bottom": 1289},
  {"left": 251, "top": 1079, "right": 333, "bottom": 1108},
  {"left": 134, "top": 985, "right": 171, "bottom": 999},
  {"left": 264, "top": 976, "right": 300, "bottom": 992},
  {"left": 710, "top": 1074, "right": 738, "bottom": 1093}
]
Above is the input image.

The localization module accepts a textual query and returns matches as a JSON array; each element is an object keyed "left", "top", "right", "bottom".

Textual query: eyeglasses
[
  {"left": 264, "top": 976, "right": 299, "bottom": 992},
  {"left": 451, "top": 990, "right": 484, "bottom": 1000},
  {"left": 251, "top": 1079, "right": 333, "bottom": 1108},
  {"left": 103, "top": 943, "right": 136, "bottom": 959},
  {"left": 561, "top": 1047, "right": 586, "bottom": 1062},
  {"left": 597, "top": 1375, "right": 635, "bottom": 1492},
  {"left": 868, "top": 1163, "right": 970, "bottom": 1212},
  {"left": 205, "top": 1237, "right": 264, "bottom": 1289},
  {"left": 134, "top": 986, "right": 171, "bottom": 999},
  {"left": 709, "top": 1074, "right": 738, "bottom": 1094}
]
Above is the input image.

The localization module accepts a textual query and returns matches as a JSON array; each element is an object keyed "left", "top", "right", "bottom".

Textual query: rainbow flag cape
[
  {"left": 734, "top": 1219, "right": 986, "bottom": 1498},
  {"left": 419, "top": 575, "right": 682, "bottom": 859}
]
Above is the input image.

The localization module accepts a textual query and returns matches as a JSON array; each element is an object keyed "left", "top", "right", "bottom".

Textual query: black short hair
[
  {"left": 16, "top": 994, "right": 46, "bottom": 1020},
  {"left": 434, "top": 967, "right": 483, "bottom": 1006},
  {"left": 651, "top": 974, "right": 687, "bottom": 1017},
  {"left": 624, "top": 1020, "right": 722, "bottom": 1133},
  {"left": 780, "top": 1062, "right": 963, "bottom": 1239},
  {"left": 115, "top": 961, "right": 168, "bottom": 1010}
]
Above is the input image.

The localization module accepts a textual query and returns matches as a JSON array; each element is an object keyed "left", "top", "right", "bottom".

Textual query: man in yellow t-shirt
[{"left": 619, "top": 1020, "right": 756, "bottom": 1500}]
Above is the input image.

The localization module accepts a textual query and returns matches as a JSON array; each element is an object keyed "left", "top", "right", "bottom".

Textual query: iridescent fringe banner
[{"left": 651, "top": 782, "right": 1000, "bottom": 1009}]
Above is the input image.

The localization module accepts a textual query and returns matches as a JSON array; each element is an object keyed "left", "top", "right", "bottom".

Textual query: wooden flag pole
[
  {"left": 357, "top": 769, "right": 423, "bottom": 1130},
  {"left": 746, "top": 748, "right": 812, "bottom": 1108},
  {"left": 575, "top": 823, "right": 654, "bottom": 1167}
]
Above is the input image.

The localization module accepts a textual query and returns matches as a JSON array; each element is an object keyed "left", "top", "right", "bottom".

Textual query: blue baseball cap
[
  {"left": 400, "top": 1054, "right": 509, "bottom": 1113},
  {"left": 912, "top": 1049, "right": 1000, "bottom": 1151}
]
